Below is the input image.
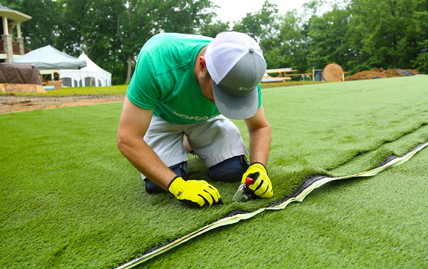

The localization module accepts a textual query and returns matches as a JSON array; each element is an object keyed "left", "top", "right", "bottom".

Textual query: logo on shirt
[{"left": 172, "top": 110, "right": 217, "bottom": 121}]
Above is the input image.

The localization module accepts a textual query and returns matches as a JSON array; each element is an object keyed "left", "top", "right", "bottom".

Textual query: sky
[{"left": 211, "top": 0, "right": 312, "bottom": 24}]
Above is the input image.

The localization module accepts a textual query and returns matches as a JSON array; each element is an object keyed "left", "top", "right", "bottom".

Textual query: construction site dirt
[
  {"left": 345, "top": 68, "right": 419, "bottom": 81},
  {"left": 0, "top": 95, "right": 125, "bottom": 114}
]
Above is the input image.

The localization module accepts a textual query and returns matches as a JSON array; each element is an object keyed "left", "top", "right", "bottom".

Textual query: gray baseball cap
[{"left": 205, "top": 32, "right": 267, "bottom": 119}]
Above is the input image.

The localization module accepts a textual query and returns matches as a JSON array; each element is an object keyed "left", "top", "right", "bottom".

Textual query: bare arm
[
  {"left": 117, "top": 97, "right": 176, "bottom": 190},
  {"left": 244, "top": 105, "right": 271, "bottom": 166}
]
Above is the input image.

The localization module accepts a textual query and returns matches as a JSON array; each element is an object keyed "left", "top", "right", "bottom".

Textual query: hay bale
[{"left": 323, "top": 63, "right": 344, "bottom": 82}]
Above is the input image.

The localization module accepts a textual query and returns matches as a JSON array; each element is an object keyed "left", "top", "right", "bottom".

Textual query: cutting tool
[{"left": 231, "top": 172, "right": 260, "bottom": 202}]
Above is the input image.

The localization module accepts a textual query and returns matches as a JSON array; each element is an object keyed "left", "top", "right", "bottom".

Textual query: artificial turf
[
  {"left": 1, "top": 75, "right": 427, "bottom": 268},
  {"left": 143, "top": 136, "right": 428, "bottom": 268}
]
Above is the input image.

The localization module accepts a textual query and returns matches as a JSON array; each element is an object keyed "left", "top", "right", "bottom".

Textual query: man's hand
[
  {"left": 168, "top": 177, "right": 222, "bottom": 207},
  {"left": 242, "top": 163, "right": 273, "bottom": 198}
]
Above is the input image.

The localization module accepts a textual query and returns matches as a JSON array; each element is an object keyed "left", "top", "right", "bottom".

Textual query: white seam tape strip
[{"left": 116, "top": 141, "right": 428, "bottom": 269}]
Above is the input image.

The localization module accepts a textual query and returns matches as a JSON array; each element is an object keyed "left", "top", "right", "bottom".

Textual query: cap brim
[{"left": 212, "top": 81, "right": 259, "bottom": 120}]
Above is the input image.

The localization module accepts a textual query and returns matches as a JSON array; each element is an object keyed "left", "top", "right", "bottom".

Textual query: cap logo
[
  {"left": 238, "top": 87, "right": 253, "bottom": 92},
  {"left": 218, "top": 84, "right": 253, "bottom": 98}
]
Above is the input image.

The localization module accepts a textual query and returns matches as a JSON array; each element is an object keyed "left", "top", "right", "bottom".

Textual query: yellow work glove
[
  {"left": 168, "top": 176, "right": 222, "bottom": 207},
  {"left": 241, "top": 162, "right": 273, "bottom": 198}
]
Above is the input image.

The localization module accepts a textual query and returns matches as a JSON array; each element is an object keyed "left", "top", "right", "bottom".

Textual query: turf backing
[{"left": 1, "top": 75, "right": 427, "bottom": 268}]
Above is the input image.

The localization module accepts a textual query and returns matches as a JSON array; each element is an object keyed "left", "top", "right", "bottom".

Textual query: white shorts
[{"left": 141, "top": 115, "right": 248, "bottom": 179}]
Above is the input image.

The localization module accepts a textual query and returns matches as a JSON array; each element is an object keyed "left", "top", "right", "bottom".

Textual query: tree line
[{"left": 2, "top": 0, "right": 427, "bottom": 85}]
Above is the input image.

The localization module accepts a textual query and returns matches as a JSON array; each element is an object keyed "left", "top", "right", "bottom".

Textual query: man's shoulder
[
  {"left": 139, "top": 33, "right": 211, "bottom": 77},
  {"left": 143, "top": 33, "right": 212, "bottom": 52},
  {"left": 148, "top": 33, "right": 212, "bottom": 44}
]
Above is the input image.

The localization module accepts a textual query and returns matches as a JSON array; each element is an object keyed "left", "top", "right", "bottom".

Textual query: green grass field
[{"left": 1, "top": 76, "right": 427, "bottom": 268}]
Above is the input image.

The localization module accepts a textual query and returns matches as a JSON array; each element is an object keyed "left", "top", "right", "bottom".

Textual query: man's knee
[
  {"left": 145, "top": 162, "right": 188, "bottom": 193},
  {"left": 208, "top": 155, "right": 249, "bottom": 182},
  {"left": 169, "top": 161, "right": 188, "bottom": 178}
]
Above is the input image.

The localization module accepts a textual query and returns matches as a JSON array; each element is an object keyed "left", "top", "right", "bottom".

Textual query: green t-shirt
[{"left": 127, "top": 33, "right": 262, "bottom": 124}]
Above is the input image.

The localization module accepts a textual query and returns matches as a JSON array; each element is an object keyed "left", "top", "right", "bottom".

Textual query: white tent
[
  {"left": 13, "top": 45, "right": 87, "bottom": 70},
  {"left": 59, "top": 53, "right": 112, "bottom": 87}
]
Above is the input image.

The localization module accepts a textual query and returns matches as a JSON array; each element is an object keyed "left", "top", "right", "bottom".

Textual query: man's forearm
[
  {"left": 244, "top": 105, "right": 271, "bottom": 166},
  {"left": 117, "top": 98, "right": 177, "bottom": 190},
  {"left": 248, "top": 124, "right": 271, "bottom": 165},
  {"left": 117, "top": 136, "right": 176, "bottom": 190}
]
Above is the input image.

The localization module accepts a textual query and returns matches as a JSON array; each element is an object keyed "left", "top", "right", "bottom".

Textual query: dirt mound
[{"left": 345, "top": 68, "right": 419, "bottom": 81}]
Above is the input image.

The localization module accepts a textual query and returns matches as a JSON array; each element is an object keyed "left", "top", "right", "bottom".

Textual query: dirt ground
[
  {"left": 345, "top": 68, "right": 419, "bottom": 81},
  {"left": 0, "top": 94, "right": 125, "bottom": 114}
]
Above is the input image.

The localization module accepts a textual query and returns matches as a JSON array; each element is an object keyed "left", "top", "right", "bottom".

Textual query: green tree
[
  {"left": 199, "top": 19, "right": 230, "bottom": 38},
  {"left": 118, "top": 0, "right": 156, "bottom": 84},
  {"left": 347, "top": 0, "right": 420, "bottom": 69},
  {"left": 305, "top": 6, "right": 351, "bottom": 71},
  {"left": 345, "top": 1, "right": 370, "bottom": 73},
  {"left": 411, "top": 0, "right": 428, "bottom": 73},
  {"left": 2, "top": 0, "right": 218, "bottom": 84},
  {"left": 274, "top": 10, "right": 309, "bottom": 72},
  {"left": 56, "top": 0, "right": 122, "bottom": 56},
  {"left": 117, "top": 0, "right": 216, "bottom": 83},
  {"left": 56, "top": 0, "right": 127, "bottom": 84},
  {"left": 232, "top": 1, "right": 282, "bottom": 69},
  {"left": 301, "top": 0, "right": 328, "bottom": 18},
  {"left": 232, "top": 0, "right": 279, "bottom": 42},
  {"left": 157, "top": 0, "right": 216, "bottom": 34}
]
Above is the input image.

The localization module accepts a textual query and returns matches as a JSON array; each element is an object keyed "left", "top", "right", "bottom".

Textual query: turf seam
[
  {"left": 324, "top": 121, "right": 428, "bottom": 171},
  {"left": 115, "top": 140, "right": 428, "bottom": 269}
]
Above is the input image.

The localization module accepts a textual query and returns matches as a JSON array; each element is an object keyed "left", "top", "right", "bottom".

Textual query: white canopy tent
[
  {"left": 59, "top": 53, "right": 112, "bottom": 87},
  {"left": 13, "top": 45, "right": 87, "bottom": 70}
]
